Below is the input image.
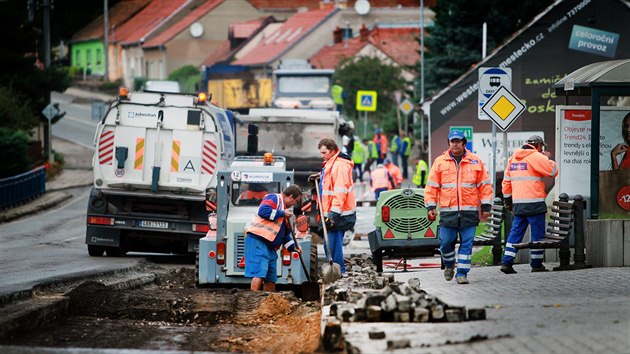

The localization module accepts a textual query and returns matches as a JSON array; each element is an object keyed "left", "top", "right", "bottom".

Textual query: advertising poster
[{"left": 556, "top": 106, "right": 630, "bottom": 217}]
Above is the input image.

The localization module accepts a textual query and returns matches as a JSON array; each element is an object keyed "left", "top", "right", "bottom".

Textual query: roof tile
[
  {"left": 113, "top": 0, "right": 190, "bottom": 45},
  {"left": 72, "top": 0, "right": 151, "bottom": 42}
]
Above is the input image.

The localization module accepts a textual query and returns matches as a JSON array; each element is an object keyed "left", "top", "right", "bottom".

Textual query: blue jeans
[
  {"left": 439, "top": 226, "right": 476, "bottom": 277},
  {"left": 502, "top": 213, "right": 546, "bottom": 268},
  {"left": 324, "top": 229, "right": 345, "bottom": 273}
]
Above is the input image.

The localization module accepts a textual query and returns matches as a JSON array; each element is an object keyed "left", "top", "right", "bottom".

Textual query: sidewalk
[
  {"left": 0, "top": 138, "right": 93, "bottom": 223},
  {"left": 339, "top": 263, "right": 630, "bottom": 353}
]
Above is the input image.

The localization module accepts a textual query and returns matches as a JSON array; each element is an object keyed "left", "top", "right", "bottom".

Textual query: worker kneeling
[{"left": 244, "top": 185, "right": 303, "bottom": 291}]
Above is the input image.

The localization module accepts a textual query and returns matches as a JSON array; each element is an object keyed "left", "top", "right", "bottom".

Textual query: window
[{"left": 96, "top": 48, "right": 102, "bottom": 65}]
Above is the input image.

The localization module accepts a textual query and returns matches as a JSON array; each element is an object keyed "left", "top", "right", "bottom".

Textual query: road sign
[
  {"left": 356, "top": 90, "right": 377, "bottom": 112},
  {"left": 481, "top": 86, "right": 526, "bottom": 131},
  {"left": 42, "top": 103, "right": 59, "bottom": 121},
  {"left": 478, "top": 67, "right": 511, "bottom": 120},
  {"left": 449, "top": 126, "right": 473, "bottom": 151},
  {"left": 399, "top": 99, "right": 413, "bottom": 115}
]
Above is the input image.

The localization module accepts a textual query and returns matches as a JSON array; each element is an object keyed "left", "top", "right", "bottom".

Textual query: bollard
[
  {"left": 568, "top": 194, "right": 592, "bottom": 270},
  {"left": 554, "top": 193, "right": 571, "bottom": 271},
  {"left": 491, "top": 197, "right": 504, "bottom": 265}
]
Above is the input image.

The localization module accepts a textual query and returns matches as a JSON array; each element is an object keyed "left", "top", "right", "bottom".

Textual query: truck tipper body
[{"left": 85, "top": 90, "right": 235, "bottom": 256}]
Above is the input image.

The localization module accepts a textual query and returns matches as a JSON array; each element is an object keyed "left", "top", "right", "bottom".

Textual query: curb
[
  {"left": 0, "top": 266, "right": 157, "bottom": 340},
  {"left": 0, "top": 192, "right": 72, "bottom": 224}
]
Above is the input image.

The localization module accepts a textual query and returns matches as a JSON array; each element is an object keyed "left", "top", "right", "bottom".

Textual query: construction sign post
[{"left": 356, "top": 90, "right": 377, "bottom": 138}]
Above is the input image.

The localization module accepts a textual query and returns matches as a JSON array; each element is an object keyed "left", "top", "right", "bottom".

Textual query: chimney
[
  {"left": 333, "top": 26, "right": 342, "bottom": 44},
  {"left": 359, "top": 24, "right": 369, "bottom": 42}
]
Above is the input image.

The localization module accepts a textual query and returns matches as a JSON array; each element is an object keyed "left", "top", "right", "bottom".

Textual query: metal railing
[{"left": 0, "top": 166, "right": 46, "bottom": 209}]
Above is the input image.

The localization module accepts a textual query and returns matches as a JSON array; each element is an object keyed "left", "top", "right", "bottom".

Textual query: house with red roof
[
  {"left": 70, "top": 0, "right": 150, "bottom": 80},
  {"left": 140, "top": 0, "right": 269, "bottom": 88},
  {"left": 310, "top": 25, "right": 421, "bottom": 81}
]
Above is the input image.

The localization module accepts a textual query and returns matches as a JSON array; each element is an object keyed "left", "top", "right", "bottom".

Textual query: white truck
[
  {"left": 236, "top": 108, "right": 350, "bottom": 180},
  {"left": 271, "top": 59, "right": 335, "bottom": 110},
  {"left": 85, "top": 89, "right": 235, "bottom": 256}
]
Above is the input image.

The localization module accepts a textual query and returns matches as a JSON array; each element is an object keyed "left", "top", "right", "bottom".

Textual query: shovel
[
  {"left": 290, "top": 216, "right": 320, "bottom": 301},
  {"left": 314, "top": 179, "right": 342, "bottom": 284}
]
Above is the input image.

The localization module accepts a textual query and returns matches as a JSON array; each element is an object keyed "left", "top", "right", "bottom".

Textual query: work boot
[
  {"left": 456, "top": 276, "right": 469, "bottom": 284},
  {"left": 531, "top": 266, "right": 549, "bottom": 272},
  {"left": 500, "top": 264, "right": 517, "bottom": 274},
  {"left": 443, "top": 267, "right": 454, "bottom": 281}
]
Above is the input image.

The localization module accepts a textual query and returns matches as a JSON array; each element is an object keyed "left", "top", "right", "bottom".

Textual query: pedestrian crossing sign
[{"left": 356, "top": 90, "right": 377, "bottom": 112}]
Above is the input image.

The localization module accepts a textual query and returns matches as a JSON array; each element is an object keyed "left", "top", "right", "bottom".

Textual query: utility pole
[
  {"left": 43, "top": 0, "right": 51, "bottom": 67},
  {"left": 104, "top": 0, "right": 109, "bottom": 81}
]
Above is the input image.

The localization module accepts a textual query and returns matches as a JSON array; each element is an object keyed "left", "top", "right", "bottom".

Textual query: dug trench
[{"left": 1, "top": 265, "right": 322, "bottom": 353}]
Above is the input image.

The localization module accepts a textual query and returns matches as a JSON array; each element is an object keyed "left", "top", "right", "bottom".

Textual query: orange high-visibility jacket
[
  {"left": 502, "top": 145, "right": 558, "bottom": 215},
  {"left": 425, "top": 149, "right": 493, "bottom": 227},
  {"left": 245, "top": 193, "right": 286, "bottom": 242},
  {"left": 321, "top": 151, "right": 356, "bottom": 223},
  {"left": 373, "top": 133, "right": 388, "bottom": 156},
  {"left": 385, "top": 164, "right": 403, "bottom": 187},
  {"left": 370, "top": 167, "right": 393, "bottom": 191}
]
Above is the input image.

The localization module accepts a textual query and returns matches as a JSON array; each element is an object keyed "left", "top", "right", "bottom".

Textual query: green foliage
[
  {"left": 0, "top": 128, "right": 32, "bottom": 178},
  {"left": 471, "top": 245, "right": 493, "bottom": 266},
  {"left": 168, "top": 65, "right": 200, "bottom": 93},
  {"left": 134, "top": 77, "right": 147, "bottom": 91},
  {"left": 422, "top": 0, "right": 553, "bottom": 96},
  {"left": 0, "top": 86, "right": 38, "bottom": 131},
  {"left": 333, "top": 57, "right": 406, "bottom": 137},
  {"left": 99, "top": 80, "right": 124, "bottom": 95}
]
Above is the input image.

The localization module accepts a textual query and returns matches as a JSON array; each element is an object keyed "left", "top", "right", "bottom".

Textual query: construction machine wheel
[
  {"left": 87, "top": 245, "right": 105, "bottom": 257},
  {"left": 310, "top": 242, "right": 319, "bottom": 280}
]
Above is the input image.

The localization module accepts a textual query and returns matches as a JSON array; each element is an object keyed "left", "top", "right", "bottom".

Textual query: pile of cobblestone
[{"left": 323, "top": 255, "right": 486, "bottom": 323}]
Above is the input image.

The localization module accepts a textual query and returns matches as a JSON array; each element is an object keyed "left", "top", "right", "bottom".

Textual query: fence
[{"left": 0, "top": 166, "right": 46, "bottom": 209}]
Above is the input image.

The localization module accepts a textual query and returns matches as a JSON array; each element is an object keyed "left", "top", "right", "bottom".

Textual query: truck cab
[
  {"left": 272, "top": 59, "right": 335, "bottom": 110},
  {"left": 197, "top": 155, "right": 316, "bottom": 290}
]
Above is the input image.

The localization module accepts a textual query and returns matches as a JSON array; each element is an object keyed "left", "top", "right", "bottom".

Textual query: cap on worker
[
  {"left": 526, "top": 135, "right": 547, "bottom": 146},
  {"left": 377, "top": 163, "right": 384, "bottom": 168},
  {"left": 375, "top": 128, "right": 382, "bottom": 134},
  {"left": 384, "top": 158, "right": 391, "bottom": 165},
  {"left": 448, "top": 130, "right": 465, "bottom": 141}
]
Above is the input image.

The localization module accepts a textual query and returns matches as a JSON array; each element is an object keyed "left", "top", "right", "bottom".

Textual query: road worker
[
  {"left": 389, "top": 133, "right": 401, "bottom": 166},
  {"left": 383, "top": 158, "right": 403, "bottom": 188},
  {"left": 370, "top": 164, "right": 395, "bottom": 200},
  {"left": 244, "top": 185, "right": 302, "bottom": 291},
  {"left": 373, "top": 128, "right": 388, "bottom": 164},
  {"left": 412, "top": 158, "right": 429, "bottom": 188},
  {"left": 400, "top": 132, "right": 412, "bottom": 179},
  {"left": 501, "top": 135, "right": 559, "bottom": 274},
  {"left": 425, "top": 130, "right": 493, "bottom": 284}
]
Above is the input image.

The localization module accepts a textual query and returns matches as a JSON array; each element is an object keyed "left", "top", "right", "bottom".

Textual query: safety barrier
[
  {"left": 474, "top": 198, "right": 504, "bottom": 245},
  {"left": 0, "top": 166, "right": 46, "bottom": 210}
]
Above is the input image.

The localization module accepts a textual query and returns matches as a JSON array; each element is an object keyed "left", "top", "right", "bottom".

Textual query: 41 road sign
[
  {"left": 481, "top": 86, "right": 526, "bottom": 131},
  {"left": 356, "top": 90, "right": 377, "bottom": 112}
]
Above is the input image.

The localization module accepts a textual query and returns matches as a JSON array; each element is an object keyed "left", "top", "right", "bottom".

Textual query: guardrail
[{"left": 0, "top": 166, "right": 46, "bottom": 210}]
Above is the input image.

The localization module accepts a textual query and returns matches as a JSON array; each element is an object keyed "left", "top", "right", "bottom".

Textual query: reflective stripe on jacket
[
  {"left": 424, "top": 149, "right": 493, "bottom": 227},
  {"left": 370, "top": 167, "right": 392, "bottom": 191},
  {"left": 245, "top": 193, "right": 287, "bottom": 243},
  {"left": 412, "top": 159, "right": 429, "bottom": 186},
  {"left": 502, "top": 144, "right": 559, "bottom": 215}
]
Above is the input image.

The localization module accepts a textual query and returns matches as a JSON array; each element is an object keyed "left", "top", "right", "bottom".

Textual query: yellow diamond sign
[{"left": 482, "top": 86, "right": 526, "bottom": 131}]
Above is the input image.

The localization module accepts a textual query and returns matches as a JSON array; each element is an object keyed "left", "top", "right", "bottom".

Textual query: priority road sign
[
  {"left": 356, "top": 90, "right": 377, "bottom": 112},
  {"left": 399, "top": 99, "right": 413, "bottom": 115},
  {"left": 42, "top": 103, "right": 59, "bottom": 121},
  {"left": 481, "top": 86, "right": 526, "bottom": 131},
  {"left": 478, "top": 67, "right": 511, "bottom": 120}
]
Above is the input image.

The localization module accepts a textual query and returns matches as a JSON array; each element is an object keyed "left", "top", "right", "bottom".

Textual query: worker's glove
[
  {"left": 503, "top": 197, "right": 513, "bottom": 212},
  {"left": 324, "top": 217, "right": 335, "bottom": 230},
  {"left": 308, "top": 173, "right": 321, "bottom": 183}
]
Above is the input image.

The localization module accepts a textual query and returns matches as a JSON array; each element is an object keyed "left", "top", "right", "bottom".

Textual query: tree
[
  {"left": 422, "top": 0, "right": 553, "bottom": 96},
  {"left": 333, "top": 57, "right": 406, "bottom": 136}
]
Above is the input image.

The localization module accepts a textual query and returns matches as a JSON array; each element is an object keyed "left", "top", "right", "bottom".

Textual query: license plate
[{"left": 139, "top": 220, "right": 169, "bottom": 229}]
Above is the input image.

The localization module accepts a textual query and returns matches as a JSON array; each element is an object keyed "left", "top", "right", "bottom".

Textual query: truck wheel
[
  {"left": 310, "top": 243, "right": 319, "bottom": 280},
  {"left": 87, "top": 245, "right": 105, "bottom": 257},
  {"left": 195, "top": 251, "right": 200, "bottom": 287},
  {"left": 105, "top": 247, "right": 127, "bottom": 257}
]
